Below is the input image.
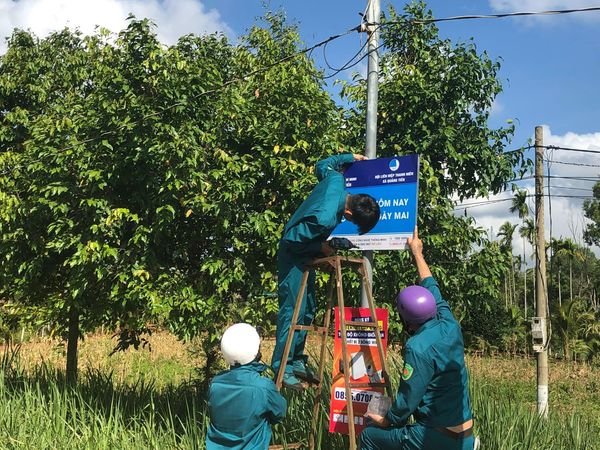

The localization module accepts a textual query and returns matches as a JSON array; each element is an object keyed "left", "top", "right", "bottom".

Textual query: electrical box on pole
[{"left": 531, "top": 317, "right": 547, "bottom": 353}]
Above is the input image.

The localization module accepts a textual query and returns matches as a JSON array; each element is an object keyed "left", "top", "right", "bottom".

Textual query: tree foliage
[
  {"left": 1, "top": 3, "right": 541, "bottom": 376},
  {"left": 0, "top": 15, "right": 343, "bottom": 377},
  {"left": 583, "top": 181, "right": 600, "bottom": 247}
]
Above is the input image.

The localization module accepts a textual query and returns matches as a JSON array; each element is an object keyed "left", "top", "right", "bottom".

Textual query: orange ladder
[{"left": 274, "top": 256, "right": 392, "bottom": 450}]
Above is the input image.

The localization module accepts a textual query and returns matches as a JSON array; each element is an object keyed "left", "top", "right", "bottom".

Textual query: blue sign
[{"left": 330, "top": 155, "right": 419, "bottom": 250}]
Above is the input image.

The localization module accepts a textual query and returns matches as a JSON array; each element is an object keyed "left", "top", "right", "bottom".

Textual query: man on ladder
[
  {"left": 271, "top": 152, "right": 380, "bottom": 390},
  {"left": 361, "top": 228, "right": 477, "bottom": 450}
]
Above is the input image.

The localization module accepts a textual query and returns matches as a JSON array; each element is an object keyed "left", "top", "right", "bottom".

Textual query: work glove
[{"left": 328, "top": 237, "right": 358, "bottom": 250}]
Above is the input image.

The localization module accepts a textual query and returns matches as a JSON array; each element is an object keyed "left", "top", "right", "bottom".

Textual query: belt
[{"left": 435, "top": 426, "right": 473, "bottom": 440}]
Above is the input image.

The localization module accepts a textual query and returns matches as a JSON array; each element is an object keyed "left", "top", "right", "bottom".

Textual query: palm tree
[
  {"left": 510, "top": 189, "right": 529, "bottom": 219},
  {"left": 498, "top": 221, "right": 518, "bottom": 307},
  {"left": 511, "top": 190, "right": 530, "bottom": 317},
  {"left": 498, "top": 221, "right": 517, "bottom": 252},
  {"left": 555, "top": 238, "right": 583, "bottom": 303},
  {"left": 555, "top": 299, "right": 596, "bottom": 361},
  {"left": 520, "top": 217, "right": 536, "bottom": 313},
  {"left": 551, "top": 238, "right": 564, "bottom": 307}
]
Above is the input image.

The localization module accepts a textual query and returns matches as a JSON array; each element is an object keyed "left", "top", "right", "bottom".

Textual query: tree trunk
[
  {"left": 510, "top": 261, "right": 515, "bottom": 307},
  {"left": 66, "top": 305, "right": 79, "bottom": 384},
  {"left": 524, "top": 269, "right": 528, "bottom": 319},
  {"left": 562, "top": 333, "right": 570, "bottom": 362},
  {"left": 558, "top": 269, "right": 562, "bottom": 307},
  {"left": 569, "top": 259, "right": 573, "bottom": 302}
]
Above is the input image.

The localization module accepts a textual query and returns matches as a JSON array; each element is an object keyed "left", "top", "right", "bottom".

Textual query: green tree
[
  {"left": 583, "top": 181, "right": 600, "bottom": 247},
  {"left": 511, "top": 188, "right": 530, "bottom": 318},
  {"left": 554, "top": 238, "right": 583, "bottom": 304},
  {"left": 554, "top": 299, "right": 597, "bottom": 361},
  {"left": 498, "top": 221, "right": 517, "bottom": 307},
  {"left": 0, "top": 16, "right": 342, "bottom": 381}
]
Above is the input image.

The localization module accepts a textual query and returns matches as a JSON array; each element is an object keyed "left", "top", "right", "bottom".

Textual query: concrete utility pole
[
  {"left": 534, "top": 125, "right": 549, "bottom": 417},
  {"left": 361, "top": 0, "right": 380, "bottom": 308}
]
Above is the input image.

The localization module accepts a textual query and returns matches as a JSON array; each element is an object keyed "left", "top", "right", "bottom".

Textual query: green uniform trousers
[{"left": 360, "top": 424, "right": 474, "bottom": 450}]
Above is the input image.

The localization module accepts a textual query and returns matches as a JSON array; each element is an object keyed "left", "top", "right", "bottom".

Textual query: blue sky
[
  {"left": 1, "top": 0, "right": 599, "bottom": 251},
  {"left": 201, "top": 0, "right": 600, "bottom": 149}
]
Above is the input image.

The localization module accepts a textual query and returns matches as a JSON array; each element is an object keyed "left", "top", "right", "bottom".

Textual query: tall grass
[{"left": 0, "top": 345, "right": 597, "bottom": 449}]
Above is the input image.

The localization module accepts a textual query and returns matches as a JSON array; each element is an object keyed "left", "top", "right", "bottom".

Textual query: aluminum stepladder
[{"left": 274, "top": 256, "right": 392, "bottom": 450}]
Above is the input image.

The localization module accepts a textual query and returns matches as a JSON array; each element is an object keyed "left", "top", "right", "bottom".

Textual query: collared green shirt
[
  {"left": 386, "top": 276, "right": 473, "bottom": 428},
  {"left": 206, "top": 362, "right": 287, "bottom": 450},
  {"left": 279, "top": 153, "right": 355, "bottom": 260}
]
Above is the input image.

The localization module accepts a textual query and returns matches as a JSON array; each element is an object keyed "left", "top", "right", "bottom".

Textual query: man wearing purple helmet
[{"left": 361, "top": 228, "right": 476, "bottom": 450}]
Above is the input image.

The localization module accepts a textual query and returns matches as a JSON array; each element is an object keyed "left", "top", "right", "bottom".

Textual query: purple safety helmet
[{"left": 396, "top": 285, "right": 437, "bottom": 326}]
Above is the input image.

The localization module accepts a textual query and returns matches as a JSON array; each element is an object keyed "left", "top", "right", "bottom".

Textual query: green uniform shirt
[
  {"left": 279, "top": 153, "right": 355, "bottom": 260},
  {"left": 386, "top": 276, "right": 473, "bottom": 428},
  {"left": 206, "top": 362, "right": 287, "bottom": 450}
]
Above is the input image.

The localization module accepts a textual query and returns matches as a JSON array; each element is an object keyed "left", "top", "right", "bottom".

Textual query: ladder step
[
  {"left": 292, "top": 325, "right": 328, "bottom": 333},
  {"left": 349, "top": 382, "right": 389, "bottom": 388},
  {"left": 308, "top": 256, "right": 364, "bottom": 266},
  {"left": 344, "top": 320, "right": 379, "bottom": 328}
]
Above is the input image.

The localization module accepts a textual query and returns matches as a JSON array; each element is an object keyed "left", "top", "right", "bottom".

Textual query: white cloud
[
  {"left": 489, "top": 0, "right": 600, "bottom": 22},
  {"left": 0, "top": 0, "right": 233, "bottom": 53},
  {"left": 489, "top": 97, "right": 504, "bottom": 117},
  {"left": 457, "top": 126, "right": 600, "bottom": 257}
]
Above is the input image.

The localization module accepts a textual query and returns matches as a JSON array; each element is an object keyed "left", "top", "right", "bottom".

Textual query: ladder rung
[
  {"left": 292, "top": 325, "right": 328, "bottom": 333},
  {"left": 344, "top": 320, "right": 379, "bottom": 328},
  {"left": 349, "top": 382, "right": 389, "bottom": 388},
  {"left": 307, "top": 256, "right": 365, "bottom": 269}
]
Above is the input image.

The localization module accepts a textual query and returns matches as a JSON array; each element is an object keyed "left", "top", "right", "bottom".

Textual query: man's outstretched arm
[
  {"left": 407, "top": 227, "right": 432, "bottom": 282},
  {"left": 408, "top": 227, "right": 453, "bottom": 320},
  {"left": 315, "top": 153, "right": 367, "bottom": 181}
]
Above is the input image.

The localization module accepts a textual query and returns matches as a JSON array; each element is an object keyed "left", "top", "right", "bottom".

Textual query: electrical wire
[
  {"left": 504, "top": 145, "right": 534, "bottom": 155},
  {"left": 544, "top": 159, "right": 600, "bottom": 168},
  {"left": 544, "top": 145, "right": 600, "bottom": 155},
  {"left": 377, "top": 6, "right": 600, "bottom": 25},
  {"left": 510, "top": 175, "right": 600, "bottom": 183},
  {"left": 453, "top": 193, "right": 593, "bottom": 211},
  {"left": 549, "top": 185, "right": 594, "bottom": 192},
  {"left": 322, "top": 36, "right": 371, "bottom": 79}
]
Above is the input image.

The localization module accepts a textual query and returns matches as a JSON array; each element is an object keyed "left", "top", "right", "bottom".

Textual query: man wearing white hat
[{"left": 206, "top": 323, "right": 287, "bottom": 449}]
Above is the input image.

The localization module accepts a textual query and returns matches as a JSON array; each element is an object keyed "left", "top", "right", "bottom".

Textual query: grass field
[{"left": 0, "top": 332, "right": 598, "bottom": 449}]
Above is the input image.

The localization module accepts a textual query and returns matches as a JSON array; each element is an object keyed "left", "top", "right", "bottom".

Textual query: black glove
[{"left": 328, "top": 237, "right": 358, "bottom": 250}]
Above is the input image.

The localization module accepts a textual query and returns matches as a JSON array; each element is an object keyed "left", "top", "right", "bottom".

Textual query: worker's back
[
  {"left": 206, "top": 363, "right": 287, "bottom": 450},
  {"left": 405, "top": 276, "right": 472, "bottom": 428}
]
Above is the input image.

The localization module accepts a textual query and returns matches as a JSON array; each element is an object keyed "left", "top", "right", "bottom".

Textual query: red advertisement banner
[{"left": 329, "top": 307, "right": 389, "bottom": 435}]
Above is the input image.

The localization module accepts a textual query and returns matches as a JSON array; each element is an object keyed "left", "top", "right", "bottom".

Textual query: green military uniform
[
  {"left": 360, "top": 277, "right": 474, "bottom": 450},
  {"left": 206, "top": 362, "right": 287, "bottom": 450},
  {"left": 271, "top": 153, "right": 355, "bottom": 378}
]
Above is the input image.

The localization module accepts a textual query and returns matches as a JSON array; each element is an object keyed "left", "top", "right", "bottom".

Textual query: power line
[
  {"left": 544, "top": 159, "right": 600, "bottom": 168},
  {"left": 453, "top": 193, "right": 594, "bottom": 210},
  {"left": 378, "top": 6, "right": 600, "bottom": 25},
  {"left": 322, "top": 38, "right": 386, "bottom": 80},
  {"left": 545, "top": 145, "right": 600, "bottom": 155},
  {"left": 504, "top": 145, "right": 534, "bottom": 155},
  {"left": 322, "top": 37, "right": 368, "bottom": 74},
  {"left": 510, "top": 175, "right": 600, "bottom": 183},
  {"left": 550, "top": 185, "right": 594, "bottom": 192},
  {"left": 548, "top": 175, "right": 600, "bottom": 182}
]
